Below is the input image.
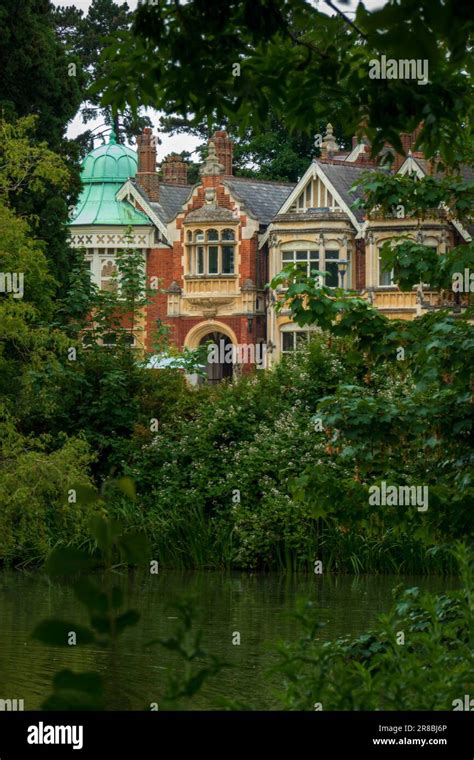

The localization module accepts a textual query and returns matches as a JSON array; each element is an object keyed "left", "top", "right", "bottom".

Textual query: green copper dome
[
  {"left": 70, "top": 129, "right": 150, "bottom": 227},
  {"left": 80, "top": 128, "right": 139, "bottom": 184}
]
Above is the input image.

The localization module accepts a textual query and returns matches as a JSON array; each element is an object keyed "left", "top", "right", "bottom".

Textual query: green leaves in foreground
[{"left": 32, "top": 479, "right": 149, "bottom": 709}]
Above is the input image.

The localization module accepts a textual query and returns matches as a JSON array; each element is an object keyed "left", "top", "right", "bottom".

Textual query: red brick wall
[
  {"left": 143, "top": 178, "right": 265, "bottom": 360},
  {"left": 355, "top": 239, "right": 366, "bottom": 290}
]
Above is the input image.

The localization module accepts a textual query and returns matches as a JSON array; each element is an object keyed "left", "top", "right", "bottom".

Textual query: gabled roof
[
  {"left": 319, "top": 162, "right": 376, "bottom": 222},
  {"left": 224, "top": 177, "right": 293, "bottom": 225}
]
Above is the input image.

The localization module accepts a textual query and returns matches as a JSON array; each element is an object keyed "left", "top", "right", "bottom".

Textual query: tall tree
[
  {"left": 0, "top": 0, "right": 84, "bottom": 288},
  {"left": 53, "top": 0, "right": 152, "bottom": 150},
  {"left": 100, "top": 0, "right": 473, "bottom": 167}
]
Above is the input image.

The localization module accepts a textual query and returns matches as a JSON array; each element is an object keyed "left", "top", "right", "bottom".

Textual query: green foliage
[
  {"left": 353, "top": 172, "right": 474, "bottom": 221},
  {"left": 274, "top": 545, "right": 473, "bottom": 710},
  {"left": 99, "top": 0, "right": 473, "bottom": 166},
  {"left": 0, "top": 422, "right": 95, "bottom": 564}
]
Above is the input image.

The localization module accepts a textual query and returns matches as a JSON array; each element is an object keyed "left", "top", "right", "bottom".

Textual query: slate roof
[
  {"left": 315, "top": 161, "right": 379, "bottom": 222},
  {"left": 156, "top": 183, "right": 193, "bottom": 221},
  {"left": 224, "top": 177, "right": 294, "bottom": 225},
  {"left": 412, "top": 158, "right": 474, "bottom": 182},
  {"left": 131, "top": 179, "right": 193, "bottom": 224}
]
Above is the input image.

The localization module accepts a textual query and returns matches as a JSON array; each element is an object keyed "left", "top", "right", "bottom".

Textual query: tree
[
  {"left": 53, "top": 0, "right": 152, "bottom": 150},
  {"left": 99, "top": 0, "right": 473, "bottom": 167},
  {"left": 160, "top": 112, "right": 348, "bottom": 182},
  {"left": 0, "top": 0, "right": 85, "bottom": 288}
]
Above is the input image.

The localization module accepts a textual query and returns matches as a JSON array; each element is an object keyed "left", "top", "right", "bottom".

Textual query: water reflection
[{"left": 0, "top": 571, "right": 457, "bottom": 710}]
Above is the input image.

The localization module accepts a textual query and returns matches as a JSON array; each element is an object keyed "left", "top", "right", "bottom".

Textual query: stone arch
[{"left": 184, "top": 320, "right": 239, "bottom": 350}]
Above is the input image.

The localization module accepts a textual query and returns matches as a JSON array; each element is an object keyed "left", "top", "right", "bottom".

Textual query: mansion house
[{"left": 69, "top": 125, "right": 472, "bottom": 380}]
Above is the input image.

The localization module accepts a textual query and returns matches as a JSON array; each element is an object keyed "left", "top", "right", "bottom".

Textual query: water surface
[{"left": 0, "top": 571, "right": 456, "bottom": 710}]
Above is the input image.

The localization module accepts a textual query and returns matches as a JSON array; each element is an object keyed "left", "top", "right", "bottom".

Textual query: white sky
[{"left": 52, "top": 0, "right": 386, "bottom": 160}]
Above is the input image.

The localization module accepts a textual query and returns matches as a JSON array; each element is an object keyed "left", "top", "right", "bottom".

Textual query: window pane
[
  {"left": 379, "top": 267, "right": 393, "bottom": 286},
  {"left": 207, "top": 229, "right": 219, "bottom": 241},
  {"left": 222, "top": 228, "right": 235, "bottom": 241},
  {"left": 296, "top": 251, "right": 308, "bottom": 261},
  {"left": 326, "top": 261, "right": 339, "bottom": 288},
  {"left": 325, "top": 249, "right": 339, "bottom": 259},
  {"left": 310, "top": 251, "right": 319, "bottom": 260},
  {"left": 222, "top": 245, "right": 234, "bottom": 274},
  {"left": 282, "top": 251, "right": 294, "bottom": 262},
  {"left": 197, "top": 246, "right": 204, "bottom": 274},
  {"left": 282, "top": 332, "right": 295, "bottom": 352},
  {"left": 187, "top": 230, "right": 192, "bottom": 242},
  {"left": 208, "top": 246, "right": 218, "bottom": 274},
  {"left": 103, "top": 333, "right": 117, "bottom": 346},
  {"left": 379, "top": 252, "right": 393, "bottom": 285},
  {"left": 195, "top": 230, "right": 204, "bottom": 242}
]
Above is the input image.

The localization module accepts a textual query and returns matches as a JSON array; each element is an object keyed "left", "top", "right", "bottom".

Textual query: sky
[{"left": 52, "top": 0, "right": 386, "bottom": 160}]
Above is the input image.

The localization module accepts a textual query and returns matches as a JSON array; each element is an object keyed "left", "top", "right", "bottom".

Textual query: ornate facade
[{"left": 69, "top": 125, "right": 472, "bottom": 377}]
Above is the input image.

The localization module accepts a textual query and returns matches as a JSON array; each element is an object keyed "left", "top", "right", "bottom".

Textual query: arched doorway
[
  {"left": 184, "top": 321, "right": 239, "bottom": 385},
  {"left": 199, "top": 331, "right": 233, "bottom": 383}
]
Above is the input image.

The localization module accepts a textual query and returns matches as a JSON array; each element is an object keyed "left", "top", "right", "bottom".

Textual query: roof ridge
[{"left": 226, "top": 176, "right": 295, "bottom": 186}]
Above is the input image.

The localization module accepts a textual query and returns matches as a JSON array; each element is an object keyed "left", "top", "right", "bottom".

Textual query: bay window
[{"left": 186, "top": 228, "right": 237, "bottom": 275}]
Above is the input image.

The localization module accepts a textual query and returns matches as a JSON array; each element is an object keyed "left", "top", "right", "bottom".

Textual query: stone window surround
[{"left": 184, "top": 225, "right": 239, "bottom": 276}]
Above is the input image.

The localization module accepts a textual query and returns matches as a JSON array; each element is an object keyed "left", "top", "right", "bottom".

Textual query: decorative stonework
[
  {"left": 199, "top": 141, "right": 225, "bottom": 177},
  {"left": 69, "top": 229, "right": 153, "bottom": 248}
]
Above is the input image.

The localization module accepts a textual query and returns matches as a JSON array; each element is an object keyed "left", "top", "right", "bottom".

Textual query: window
[
  {"left": 378, "top": 248, "right": 394, "bottom": 286},
  {"left": 281, "top": 248, "right": 350, "bottom": 288},
  {"left": 222, "top": 245, "right": 234, "bottom": 274},
  {"left": 281, "top": 330, "right": 311, "bottom": 353},
  {"left": 186, "top": 227, "right": 237, "bottom": 275},
  {"left": 208, "top": 246, "right": 218, "bottom": 274},
  {"left": 282, "top": 250, "right": 319, "bottom": 277},
  {"left": 100, "top": 259, "right": 117, "bottom": 291},
  {"left": 102, "top": 333, "right": 117, "bottom": 346},
  {"left": 325, "top": 250, "right": 339, "bottom": 288},
  {"left": 102, "top": 332, "right": 136, "bottom": 347},
  {"left": 197, "top": 246, "right": 205, "bottom": 274}
]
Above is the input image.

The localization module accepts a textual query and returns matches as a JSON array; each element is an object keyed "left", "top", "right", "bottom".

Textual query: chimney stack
[
  {"left": 212, "top": 130, "right": 233, "bottom": 176},
  {"left": 136, "top": 127, "right": 160, "bottom": 201},
  {"left": 161, "top": 153, "right": 188, "bottom": 185}
]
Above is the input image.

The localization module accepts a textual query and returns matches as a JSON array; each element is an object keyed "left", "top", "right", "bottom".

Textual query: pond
[{"left": 0, "top": 571, "right": 457, "bottom": 710}]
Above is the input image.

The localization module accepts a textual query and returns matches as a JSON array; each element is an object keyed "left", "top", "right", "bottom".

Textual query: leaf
[
  {"left": 41, "top": 670, "right": 104, "bottom": 711},
  {"left": 89, "top": 515, "right": 122, "bottom": 552},
  {"left": 117, "top": 476, "right": 136, "bottom": 501},
  {"left": 73, "top": 577, "right": 109, "bottom": 614},
  {"left": 32, "top": 620, "right": 95, "bottom": 646},
  {"left": 72, "top": 483, "right": 99, "bottom": 505}
]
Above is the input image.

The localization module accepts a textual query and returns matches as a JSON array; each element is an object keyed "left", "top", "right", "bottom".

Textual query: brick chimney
[
  {"left": 161, "top": 153, "right": 188, "bottom": 185},
  {"left": 136, "top": 127, "right": 160, "bottom": 201},
  {"left": 392, "top": 125, "right": 424, "bottom": 171},
  {"left": 212, "top": 130, "right": 233, "bottom": 175}
]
